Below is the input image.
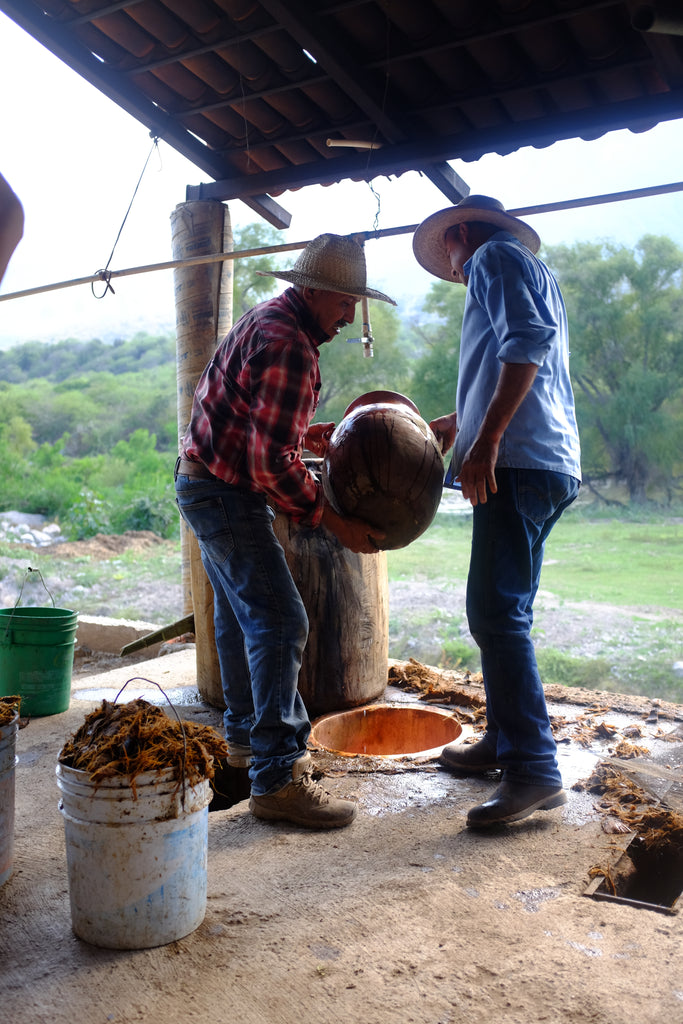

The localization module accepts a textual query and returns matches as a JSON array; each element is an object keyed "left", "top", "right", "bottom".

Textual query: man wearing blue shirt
[{"left": 413, "top": 195, "right": 581, "bottom": 828}]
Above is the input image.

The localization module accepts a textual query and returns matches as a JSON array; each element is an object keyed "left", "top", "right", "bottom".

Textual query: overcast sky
[{"left": 1, "top": 10, "right": 683, "bottom": 345}]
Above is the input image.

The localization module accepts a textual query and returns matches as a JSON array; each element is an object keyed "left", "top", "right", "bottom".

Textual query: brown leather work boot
[
  {"left": 249, "top": 755, "right": 357, "bottom": 829},
  {"left": 440, "top": 737, "right": 502, "bottom": 774}
]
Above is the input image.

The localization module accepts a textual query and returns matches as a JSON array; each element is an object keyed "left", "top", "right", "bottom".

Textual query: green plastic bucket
[{"left": 0, "top": 607, "right": 78, "bottom": 716}]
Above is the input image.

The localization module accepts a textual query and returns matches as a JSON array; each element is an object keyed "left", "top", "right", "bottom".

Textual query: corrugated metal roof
[{"left": 2, "top": 0, "right": 683, "bottom": 226}]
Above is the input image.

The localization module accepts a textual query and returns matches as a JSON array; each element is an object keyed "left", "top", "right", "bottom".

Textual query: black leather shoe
[
  {"left": 440, "top": 738, "right": 502, "bottom": 774},
  {"left": 466, "top": 779, "right": 567, "bottom": 827}
]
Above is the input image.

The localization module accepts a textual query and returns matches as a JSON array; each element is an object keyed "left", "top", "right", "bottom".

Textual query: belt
[{"left": 175, "top": 456, "right": 215, "bottom": 480}]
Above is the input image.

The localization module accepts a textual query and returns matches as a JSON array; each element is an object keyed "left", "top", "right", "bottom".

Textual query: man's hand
[
  {"left": 428, "top": 412, "right": 457, "bottom": 455},
  {"left": 304, "top": 422, "right": 335, "bottom": 457},
  {"left": 456, "top": 435, "right": 499, "bottom": 507},
  {"left": 456, "top": 363, "right": 539, "bottom": 506},
  {"left": 321, "top": 504, "right": 385, "bottom": 553}
]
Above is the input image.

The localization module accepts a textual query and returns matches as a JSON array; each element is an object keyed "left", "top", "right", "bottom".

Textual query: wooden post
[
  {"left": 171, "top": 200, "right": 233, "bottom": 708},
  {"left": 272, "top": 468, "right": 389, "bottom": 717}
]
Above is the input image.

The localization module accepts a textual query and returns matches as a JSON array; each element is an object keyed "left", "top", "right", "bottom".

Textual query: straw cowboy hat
[
  {"left": 257, "top": 233, "right": 396, "bottom": 305},
  {"left": 412, "top": 195, "right": 541, "bottom": 282}
]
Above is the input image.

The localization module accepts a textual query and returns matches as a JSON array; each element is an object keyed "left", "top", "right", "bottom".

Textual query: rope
[
  {"left": 365, "top": 8, "right": 392, "bottom": 233},
  {"left": 91, "top": 135, "right": 160, "bottom": 299}
]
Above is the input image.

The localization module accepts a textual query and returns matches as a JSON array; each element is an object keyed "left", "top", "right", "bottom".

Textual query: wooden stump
[{"left": 272, "top": 511, "right": 389, "bottom": 718}]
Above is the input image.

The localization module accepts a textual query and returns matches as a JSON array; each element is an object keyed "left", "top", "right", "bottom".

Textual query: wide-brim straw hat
[
  {"left": 257, "top": 233, "right": 396, "bottom": 305},
  {"left": 413, "top": 195, "right": 541, "bottom": 281}
]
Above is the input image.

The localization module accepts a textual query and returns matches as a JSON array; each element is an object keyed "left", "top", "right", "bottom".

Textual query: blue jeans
[
  {"left": 466, "top": 468, "right": 580, "bottom": 787},
  {"left": 174, "top": 473, "right": 310, "bottom": 796}
]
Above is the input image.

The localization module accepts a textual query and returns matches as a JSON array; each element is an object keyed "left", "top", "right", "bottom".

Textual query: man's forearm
[{"left": 478, "top": 361, "right": 538, "bottom": 442}]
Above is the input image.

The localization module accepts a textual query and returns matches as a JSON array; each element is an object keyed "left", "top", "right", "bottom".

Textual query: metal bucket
[{"left": 0, "top": 711, "right": 19, "bottom": 886}]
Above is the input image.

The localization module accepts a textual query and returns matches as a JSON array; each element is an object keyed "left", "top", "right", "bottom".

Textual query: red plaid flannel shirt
[{"left": 181, "top": 288, "right": 328, "bottom": 525}]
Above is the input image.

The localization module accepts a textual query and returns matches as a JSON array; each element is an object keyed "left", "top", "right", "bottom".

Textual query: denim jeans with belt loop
[
  {"left": 174, "top": 469, "right": 310, "bottom": 796},
  {"left": 466, "top": 467, "right": 580, "bottom": 787}
]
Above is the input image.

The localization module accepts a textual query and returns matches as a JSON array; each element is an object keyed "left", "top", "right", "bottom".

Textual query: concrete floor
[{"left": 1, "top": 648, "right": 683, "bottom": 1024}]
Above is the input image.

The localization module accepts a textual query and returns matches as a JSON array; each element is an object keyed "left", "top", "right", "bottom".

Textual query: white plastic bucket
[
  {"left": 56, "top": 763, "right": 212, "bottom": 949},
  {"left": 0, "top": 712, "right": 19, "bottom": 886}
]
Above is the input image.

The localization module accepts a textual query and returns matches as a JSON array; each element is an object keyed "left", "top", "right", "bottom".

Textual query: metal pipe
[
  {"left": 3, "top": 179, "right": 683, "bottom": 306},
  {"left": 361, "top": 295, "right": 373, "bottom": 358},
  {"left": 326, "top": 138, "right": 383, "bottom": 149},
  {"left": 631, "top": 3, "right": 683, "bottom": 35}
]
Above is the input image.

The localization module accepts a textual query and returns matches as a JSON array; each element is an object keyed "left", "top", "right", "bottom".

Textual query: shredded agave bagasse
[
  {"left": 0, "top": 696, "right": 20, "bottom": 726},
  {"left": 59, "top": 698, "right": 228, "bottom": 789}
]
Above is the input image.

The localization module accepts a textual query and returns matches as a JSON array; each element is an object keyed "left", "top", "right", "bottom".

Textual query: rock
[
  {"left": 0, "top": 511, "right": 65, "bottom": 547},
  {"left": 0, "top": 511, "right": 48, "bottom": 529}
]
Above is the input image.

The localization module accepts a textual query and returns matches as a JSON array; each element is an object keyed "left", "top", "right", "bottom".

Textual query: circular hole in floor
[{"left": 310, "top": 704, "right": 462, "bottom": 757}]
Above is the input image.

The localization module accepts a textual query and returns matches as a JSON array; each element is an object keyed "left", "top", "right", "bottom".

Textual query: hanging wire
[
  {"left": 91, "top": 135, "right": 161, "bottom": 299},
  {"left": 365, "top": 66, "right": 391, "bottom": 232},
  {"left": 236, "top": 47, "right": 252, "bottom": 171},
  {"left": 364, "top": 7, "right": 393, "bottom": 233},
  {"left": 367, "top": 179, "right": 382, "bottom": 232}
]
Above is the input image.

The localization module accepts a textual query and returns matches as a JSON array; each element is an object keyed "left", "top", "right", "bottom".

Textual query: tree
[
  {"left": 406, "top": 280, "right": 466, "bottom": 424},
  {"left": 231, "top": 222, "right": 284, "bottom": 316},
  {"left": 545, "top": 235, "right": 683, "bottom": 502},
  {"left": 315, "top": 299, "right": 410, "bottom": 425}
]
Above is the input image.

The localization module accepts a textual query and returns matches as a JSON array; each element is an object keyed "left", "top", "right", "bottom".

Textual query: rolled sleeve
[{"left": 479, "top": 253, "right": 558, "bottom": 366}]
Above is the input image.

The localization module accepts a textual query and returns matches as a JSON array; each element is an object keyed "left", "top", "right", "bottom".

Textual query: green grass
[
  {"left": 387, "top": 515, "right": 473, "bottom": 582},
  {"left": 0, "top": 540, "right": 182, "bottom": 623},
  {"left": 388, "top": 508, "right": 683, "bottom": 609},
  {"left": 540, "top": 518, "right": 683, "bottom": 608},
  {"left": 387, "top": 507, "right": 683, "bottom": 702},
  {"left": 3, "top": 507, "right": 681, "bottom": 702}
]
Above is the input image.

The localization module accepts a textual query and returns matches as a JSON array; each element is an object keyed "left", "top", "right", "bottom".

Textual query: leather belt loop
[{"left": 176, "top": 457, "right": 215, "bottom": 480}]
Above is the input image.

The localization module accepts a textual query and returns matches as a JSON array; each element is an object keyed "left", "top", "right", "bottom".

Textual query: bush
[
  {"left": 439, "top": 638, "right": 481, "bottom": 672},
  {"left": 109, "top": 491, "right": 178, "bottom": 538},
  {"left": 63, "top": 490, "right": 112, "bottom": 541}
]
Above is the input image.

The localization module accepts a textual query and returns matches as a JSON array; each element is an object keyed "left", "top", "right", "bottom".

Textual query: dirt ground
[
  {"left": 34, "top": 530, "right": 679, "bottom": 682},
  {"left": 42, "top": 531, "right": 168, "bottom": 560}
]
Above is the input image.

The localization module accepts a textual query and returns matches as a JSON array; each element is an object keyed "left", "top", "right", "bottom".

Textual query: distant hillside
[{"left": 0, "top": 331, "right": 176, "bottom": 383}]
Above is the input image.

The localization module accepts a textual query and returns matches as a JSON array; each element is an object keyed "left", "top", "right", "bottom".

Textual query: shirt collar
[
  {"left": 283, "top": 287, "right": 330, "bottom": 347},
  {"left": 463, "top": 229, "right": 519, "bottom": 275}
]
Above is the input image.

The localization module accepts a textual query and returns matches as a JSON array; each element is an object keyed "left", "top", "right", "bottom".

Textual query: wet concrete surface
[
  {"left": 66, "top": 660, "right": 683, "bottom": 828},
  {"left": 4, "top": 650, "right": 683, "bottom": 1024}
]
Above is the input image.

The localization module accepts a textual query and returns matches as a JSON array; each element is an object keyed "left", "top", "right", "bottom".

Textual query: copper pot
[{"left": 322, "top": 392, "right": 444, "bottom": 550}]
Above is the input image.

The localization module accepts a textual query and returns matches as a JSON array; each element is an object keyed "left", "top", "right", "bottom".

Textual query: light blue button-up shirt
[{"left": 446, "top": 230, "right": 581, "bottom": 485}]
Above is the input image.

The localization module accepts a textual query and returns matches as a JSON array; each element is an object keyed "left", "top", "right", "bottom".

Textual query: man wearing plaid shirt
[{"left": 175, "top": 233, "right": 395, "bottom": 829}]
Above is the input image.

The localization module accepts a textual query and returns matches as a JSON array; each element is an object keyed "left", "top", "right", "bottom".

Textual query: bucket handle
[
  {"left": 114, "top": 678, "right": 189, "bottom": 809},
  {"left": 3, "top": 567, "right": 56, "bottom": 640}
]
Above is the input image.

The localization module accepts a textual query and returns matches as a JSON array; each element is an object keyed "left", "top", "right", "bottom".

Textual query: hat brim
[
  {"left": 413, "top": 207, "right": 541, "bottom": 282},
  {"left": 256, "top": 269, "right": 396, "bottom": 305}
]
